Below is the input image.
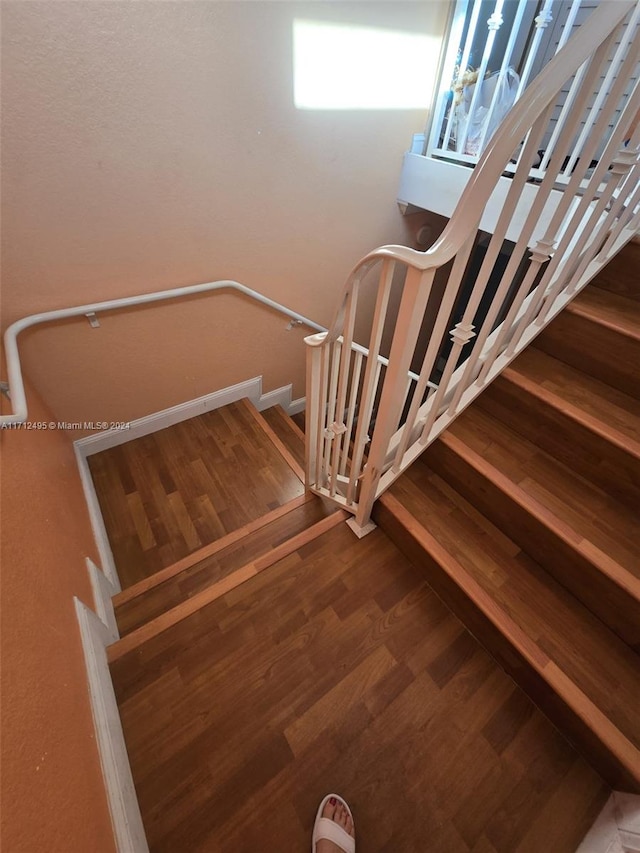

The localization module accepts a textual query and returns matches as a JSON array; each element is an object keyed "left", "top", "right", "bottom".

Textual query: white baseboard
[
  {"left": 75, "top": 444, "right": 121, "bottom": 593},
  {"left": 74, "top": 378, "right": 306, "bottom": 594},
  {"left": 75, "top": 598, "right": 148, "bottom": 853},
  {"left": 577, "top": 792, "right": 640, "bottom": 853},
  {"left": 255, "top": 384, "right": 292, "bottom": 412},
  {"left": 75, "top": 377, "right": 305, "bottom": 457},
  {"left": 287, "top": 396, "right": 306, "bottom": 416},
  {"left": 87, "top": 558, "right": 119, "bottom": 643}
]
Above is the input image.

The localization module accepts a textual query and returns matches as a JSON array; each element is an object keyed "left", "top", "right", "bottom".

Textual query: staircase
[
  {"left": 304, "top": 0, "right": 639, "bottom": 537},
  {"left": 374, "top": 240, "right": 640, "bottom": 793},
  {"left": 96, "top": 244, "right": 640, "bottom": 850},
  {"left": 95, "top": 392, "right": 623, "bottom": 850}
]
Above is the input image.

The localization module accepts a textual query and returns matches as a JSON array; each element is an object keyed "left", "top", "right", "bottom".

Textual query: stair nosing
[
  {"left": 268, "top": 404, "right": 306, "bottom": 443},
  {"left": 240, "top": 398, "right": 305, "bottom": 483},
  {"left": 113, "top": 491, "right": 316, "bottom": 607},
  {"left": 379, "top": 491, "right": 640, "bottom": 783},
  {"left": 501, "top": 365, "right": 640, "bottom": 461},
  {"left": 437, "top": 430, "right": 640, "bottom": 601},
  {"left": 566, "top": 299, "right": 640, "bottom": 343},
  {"left": 107, "top": 509, "right": 348, "bottom": 663}
]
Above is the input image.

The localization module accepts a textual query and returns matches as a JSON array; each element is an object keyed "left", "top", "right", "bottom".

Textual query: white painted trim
[
  {"left": 255, "top": 383, "right": 295, "bottom": 413},
  {"left": 75, "top": 598, "right": 148, "bottom": 853},
  {"left": 86, "top": 558, "right": 119, "bottom": 643},
  {"left": 74, "top": 376, "right": 301, "bottom": 457},
  {"left": 76, "top": 377, "right": 262, "bottom": 456},
  {"left": 74, "top": 443, "right": 121, "bottom": 593},
  {"left": 577, "top": 793, "right": 640, "bottom": 853},
  {"left": 73, "top": 377, "right": 305, "bottom": 595},
  {"left": 287, "top": 396, "right": 306, "bottom": 416},
  {"left": 346, "top": 517, "right": 376, "bottom": 538},
  {"left": 1, "top": 277, "right": 324, "bottom": 426}
]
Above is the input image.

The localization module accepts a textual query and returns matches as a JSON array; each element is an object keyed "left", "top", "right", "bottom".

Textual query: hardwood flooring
[
  {"left": 535, "top": 296, "right": 640, "bottom": 398},
  {"left": 373, "top": 251, "right": 640, "bottom": 790},
  {"left": 110, "top": 522, "right": 608, "bottom": 853},
  {"left": 386, "top": 464, "right": 640, "bottom": 749},
  {"left": 88, "top": 400, "right": 304, "bottom": 588},
  {"left": 450, "top": 405, "right": 639, "bottom": 579},
  {"left": 261, "top": 404, "right": 306, "bottom": 471},
  {"left": 113, "top": 494, "right": 335, "bottom": 636}
]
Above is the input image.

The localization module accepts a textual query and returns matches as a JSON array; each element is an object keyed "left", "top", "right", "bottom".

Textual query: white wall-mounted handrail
[
  {"left": 0, "top": 279, "right": 325, "bottom": 426},
  {"left": 0, "top": 278, "right": 425, "bottom": 427}
]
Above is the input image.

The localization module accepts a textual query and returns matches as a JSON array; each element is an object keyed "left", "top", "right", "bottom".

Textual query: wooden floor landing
[
  {"left": 111, "top": 522, "right": 608, "bottom": 853},
  {"left": 88, "top": 400, "right": 304, "bottom": 588}
]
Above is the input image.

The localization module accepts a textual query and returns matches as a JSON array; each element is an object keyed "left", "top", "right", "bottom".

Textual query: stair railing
[
  {"left": 305, "top": 0, "right": 640, "bottom": 536},
  {"left": 429, "top": 0, "right": 639, "bottom": 171}
]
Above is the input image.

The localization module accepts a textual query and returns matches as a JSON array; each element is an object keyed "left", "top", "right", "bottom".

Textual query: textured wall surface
[
  {"left": 0, "top": 3, "right": 447, "bottom": 849},
  {"left": 1, "top": 0, "right": 447, "bottom": 425},
  {"left": 0, "top": 381, "right": 115, "bottom": 852}
]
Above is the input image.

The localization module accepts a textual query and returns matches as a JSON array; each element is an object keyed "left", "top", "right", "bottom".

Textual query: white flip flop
[{"left": 312, "top": 793, "right": 355, "bottom": 853}]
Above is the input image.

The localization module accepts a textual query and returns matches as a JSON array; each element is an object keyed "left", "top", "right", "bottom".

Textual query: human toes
[{"left": 321, "top": 796, "right": 338, "bottom": 822}]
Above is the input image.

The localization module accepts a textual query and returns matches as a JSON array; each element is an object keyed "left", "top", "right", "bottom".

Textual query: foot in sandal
[{"left": 313, "top": 794, "right": 355, "bottom": 853}]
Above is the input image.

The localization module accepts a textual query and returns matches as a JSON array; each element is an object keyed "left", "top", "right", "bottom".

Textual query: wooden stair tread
[
  {"left": 425, "top": 429, "right": 640, "bottom": 649},
  {"left": 386, "top": 466, "right": 640, "bottom": 754},
  {"left": 110, "top": 520, "right": 608, "bottom": 851},
  {"left": 569, "top": 287, "right": 640, "bottom": 341},
  {"left": 240, "top": 399, "right": 305, "bottom": 483},
  {"left": 114, "top": 493, "right": 335, "bottom": 636},
  {"left": 260, "top": 405, "right": 306, "bottom": 471},
  {"left": 515, "top": 346, "right": 640, "bottom": 446},
  {"left": 449, "top": 407, "right": 640, "bottom": 579},
  {"left": 108, "top": 509, "right": 348, "bottom": 663},
  {"left": 482, "top": 354, "right": 639, "bottom": 509},
  {"left": 88, "top": 399, "right": 304, "bottom": 588}
]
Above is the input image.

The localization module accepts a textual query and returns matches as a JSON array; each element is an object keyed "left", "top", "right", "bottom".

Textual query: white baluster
[
  {"left": 347, "top": 260, "right": 395, "bottom": 505},
  {"left": 458, "top": 0, "right": 506, "bottom": 157},
  {"left": 339, "top": 348, "right": 364, "bottom": 477},
  {"left": 328, "top": 283, "right": 359, "bottom": 498},
  {"left": 475, "top": 0, "right": 530, "bottom": 156},
  {"left": 321, "top": 340, "right": 342, "bottom": 490},
  {"left": 391, "top": 232, "right": 476, "bottom": 471},
  {"left": 442, "top": 0, "right": 484, "bottom": 154},
  {"left": 564, "top": 148, "right": 639, "bottom": 296},
  {"left": 353, "top": 266, "right": 434, "bottom": 533},
  {"left": 428, "top": 0, "right": 473, "bottom": 158},
  {"left": 454, "top": 104, "right": 556, "bottom": 394},
  {"left": 514, "top": 0, "right": 553, "bottom": 99},
  {"left": 555, "top": 0, "right": 583, "bottom": 54},
  {"left": 304, "top": 333, "right": 326, "bottom": 489}
]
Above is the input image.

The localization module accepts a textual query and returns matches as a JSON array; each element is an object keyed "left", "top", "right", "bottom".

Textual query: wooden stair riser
[
  {"left": 476, "top": 374, "right": 640, "bottom": 509},
  {"left": 107, "top": 509, "right": 348, "bottom": 664},
  {"left": 590, "top": 241, "right": 640, "bottom": 302},
  {"left": 89, "top": 399, "right": 305, "bottom": 589},
  {"left": 114, "top": 496, "right": 333, "bottom": 636},
  {"left": 534, "top": 313, "right": 640, "bottom": 400},
  {"left": 374, "top": 495, "right": 640, "bottom": 794},
  {"left": 240, "top": 399, "right": 305, "bottom": 483},
  {"left": 109, "top": 515, "right": 610, "bottom": 852},
  {"left": 260, "top": 405, "right": 306, "bottom": 471},
  {"left": 423, "top": 434, "right": 640, "bottom": 650}
]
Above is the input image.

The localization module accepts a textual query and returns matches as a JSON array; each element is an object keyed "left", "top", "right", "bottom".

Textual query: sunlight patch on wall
[{"left": 293, "top": 20, "right": 440, "bottom": 110}]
